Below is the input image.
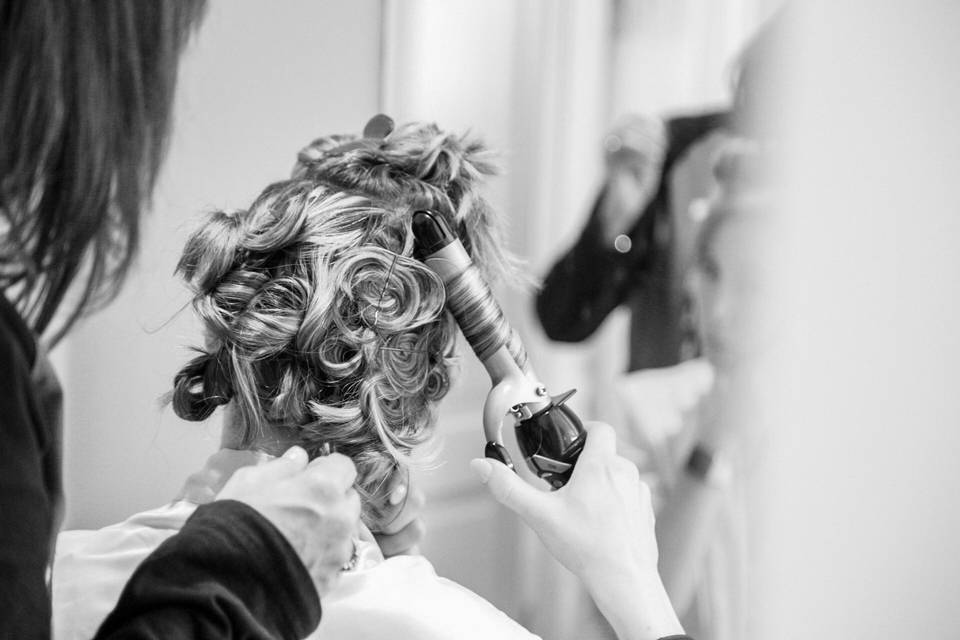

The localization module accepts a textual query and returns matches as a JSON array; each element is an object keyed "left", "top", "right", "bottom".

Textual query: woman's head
[
  {"left": 0, "top": 0, "right": 207, "bottom": 342},
  {"left": 171, "top": 121, "right": 510, "bottom": 523},
  {"left": 692, "top": 143, "right": 774, "bottom": 370},
  {"left": 730, "top": 6, "right": 793, "bottom": 137}
]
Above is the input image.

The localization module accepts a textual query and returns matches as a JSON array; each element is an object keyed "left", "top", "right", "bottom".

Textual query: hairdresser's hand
[
  {"left": 216, "top": 446, "right": 361, "bottom": 598},
  {"left": 598, "top": 115, "right": 667, "bottom": 244},
  {"left": 470, "top": 422, "right": 683, "bottom": 640}
]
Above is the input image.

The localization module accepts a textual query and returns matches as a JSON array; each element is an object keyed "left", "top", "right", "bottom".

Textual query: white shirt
[
  {"left": 53, "top": 449, "right": 539, "bottom": 640},
  {"left": 615, "top": 359, "right": 746, "bottom": 640}
]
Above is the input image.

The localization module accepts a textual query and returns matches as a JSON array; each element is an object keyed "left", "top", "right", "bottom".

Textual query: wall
[
  {"left": 749, "top": 2, "right": 960, "bottom": 636},
  {"left": 611, "top": 0, "right": 780, "bottom": 117},
  {"left": 61, "top": 0, "right": 382, "bottom": 529}
]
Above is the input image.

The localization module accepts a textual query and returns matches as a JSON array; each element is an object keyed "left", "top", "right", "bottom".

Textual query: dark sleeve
[
  {"left": 535, "top": 110, "right": 730, "bottom": 344},
  {"left": 94, "top": 500, "right": 322, "bottom": 640},
  {"left": 535, "top": 188, "right": 661, "bottom": 342},
  {"left": 0, "top": 303, "right": 54, "bottom": 640}
]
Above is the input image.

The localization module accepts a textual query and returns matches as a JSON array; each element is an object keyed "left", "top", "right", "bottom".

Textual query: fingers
[
  {"left": 282, "top": 445, "right": 309, "bottom": 464},
  {"left": 356, "top": 523, "right": 376, "bottom": 544},
  {"left": 312, "top": 533, "right": 356, "bottom": 598},
  {"left": 241, "top": 446, "right": 309, "bottom": 482},
  {"left": 306, "top": 452, "right": 358, "bottom": 490},
  {"left": 470, "top": 458, "right": 544, "bottom": 519},
  {"left": 312, "top": 490, "right": 362, "bottom": 588},
  {"left": 581, "top": 421, "right": 617, "bottom": 459},
  {"left": 611, "top": 454, "right": 642, "bottom": 491},
  {"left": 344, "top": 486, "right": 362, "bottom": 521}
]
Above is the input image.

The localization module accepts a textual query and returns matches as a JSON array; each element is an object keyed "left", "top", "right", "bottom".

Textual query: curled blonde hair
[{"left": 171, "top": 122, "right": 510, "bottom": 521}]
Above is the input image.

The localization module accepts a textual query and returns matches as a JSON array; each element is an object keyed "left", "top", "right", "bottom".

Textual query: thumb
[
  {"left": 253, "top": 445, "right": 309, "bottom": 480},
  {"left": 470, "top": 458, "right": 545, "bottom": 521},
  {"left": 281, "top": 445, "right": 310, "bottom": 464}
]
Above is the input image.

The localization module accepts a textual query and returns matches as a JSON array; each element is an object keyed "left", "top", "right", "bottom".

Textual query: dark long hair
[{"left": 0, "top": 0, "right": 206, "bottom": 343}]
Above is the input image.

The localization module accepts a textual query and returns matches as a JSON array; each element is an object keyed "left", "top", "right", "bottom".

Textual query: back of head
[
  {"left": 731, "top": 4, "right": 795, "bottom": 137},
  {"left": 0, "top": 0, "right": 207, "bottom": 342},
  {"left": 171, "top": 120, "right": 510, "bottom": 521}
]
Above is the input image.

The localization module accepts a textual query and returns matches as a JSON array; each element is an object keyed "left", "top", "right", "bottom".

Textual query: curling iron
[{"left": 412, "top": 209, "right": 585, "bottom": 489}]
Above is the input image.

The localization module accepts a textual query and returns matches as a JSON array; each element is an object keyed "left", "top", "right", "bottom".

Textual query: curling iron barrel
[{"left": 412, "top": 209, "right": 585, "bottom": 489}]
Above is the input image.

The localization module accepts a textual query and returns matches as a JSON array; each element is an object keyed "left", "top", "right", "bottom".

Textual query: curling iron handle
[{"left": 516, "top": 396, "right": 586, "bottom": 489}]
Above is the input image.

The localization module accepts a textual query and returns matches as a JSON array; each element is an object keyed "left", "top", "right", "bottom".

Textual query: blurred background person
[
  {"left": 534, "top": 11, "right": 786, "bottom": 638},
  {"left": 535, "top": 107, "right": 726, "bottom": 370},
  {"left": 746, "top": 2, "right": 960, "bottom": 636},
  {"left": 536, "top": 9, "right": 785, "bottom": 371},
  {"left": 616, "top": 143, "right": 775, "bottom": 640}
]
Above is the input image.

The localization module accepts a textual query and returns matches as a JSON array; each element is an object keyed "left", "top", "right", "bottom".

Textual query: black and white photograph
[{"left": 2, "top": 1, "right": 957, "bottom": 638}]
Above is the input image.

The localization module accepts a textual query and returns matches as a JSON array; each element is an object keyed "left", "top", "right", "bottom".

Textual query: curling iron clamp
[{"left": 412, "top": 210, "right": 585, "bottom": 489}]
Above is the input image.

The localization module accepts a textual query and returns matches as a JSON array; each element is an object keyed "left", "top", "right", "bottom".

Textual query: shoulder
[
  {"left": 0, "top": 293, "right": 43, "bottom": 438},
  {"left": 664, "top": 110, "right": 731, "bottom": 165},
  {"left": 56, "top": 501, "right": 196, "bottom": 576},
  {"left": 53, "top": 502, "right": 194, "bottom": 640},
  {"left": 318, "top": 555, "right": 540, "bottom": 640},
  {"left": 666, "top": 110, "right": 730, "bottom": 139},
  {"left": 0, "top": 294, "right": 36, "bottom": 368},
  {"left": 0, "top": 295, "right": 36, "bottom": 399}
]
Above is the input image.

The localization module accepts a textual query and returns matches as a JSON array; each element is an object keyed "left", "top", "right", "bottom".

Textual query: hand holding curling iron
[
  {"left": 412, "top": 209, "right": 586, "bottom": 488},
  {"left": 471, "top": 422, "right": 684, "bottom": 640}
]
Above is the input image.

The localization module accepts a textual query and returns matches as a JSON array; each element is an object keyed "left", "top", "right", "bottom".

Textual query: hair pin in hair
[
  {"left": 204, "top": 347, "right": 234, "bottom": 406},
  {"left": 372, "top": 249, "right": 400, "bottom": 332},
  {"left": 366, "top": 251, "right": 431, "bottom": 357},
  {"left": 329, "top": 114, "right": 395, "bottom": 154}
]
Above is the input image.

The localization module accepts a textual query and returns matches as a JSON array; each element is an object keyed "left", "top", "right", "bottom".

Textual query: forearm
[
  {"left": 95, "top": 500, "right": 321, "bottom": 640},
  {"left": 584, "top": 565, "right": 684, "bottom": 640},
  {"left": 536, "top": 191, "right": 648, "bottom": 342},
  {"left": 655, "top": 470, "right": 725, "bottom": 612},
  {"left": 472, "top": 423, "right": 689, "bottom": 640}
]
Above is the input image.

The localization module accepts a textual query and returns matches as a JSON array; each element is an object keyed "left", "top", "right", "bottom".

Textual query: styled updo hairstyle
[{"left": 171, "top": 121, "right": 510, "bottom": 519}]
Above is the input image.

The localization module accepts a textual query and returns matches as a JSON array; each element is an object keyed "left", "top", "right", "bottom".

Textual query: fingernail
[
  {"left": 389, "top": 483, "right": 407, "bottom": 505},
  {"left": 283, "top": 446, "right": 305, "bottom": 460},
  {"left": 469, "top": 458, "right": 492, "bottom": 484}
]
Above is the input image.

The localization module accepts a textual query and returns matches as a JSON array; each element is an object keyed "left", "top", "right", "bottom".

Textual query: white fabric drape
[{"left": 53, "top": 450, "right": 539, "bottom": 640}]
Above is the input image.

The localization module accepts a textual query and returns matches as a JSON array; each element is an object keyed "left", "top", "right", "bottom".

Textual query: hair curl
[{"left": 171, "top": 121, "right": 510, "bottom": 524}]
